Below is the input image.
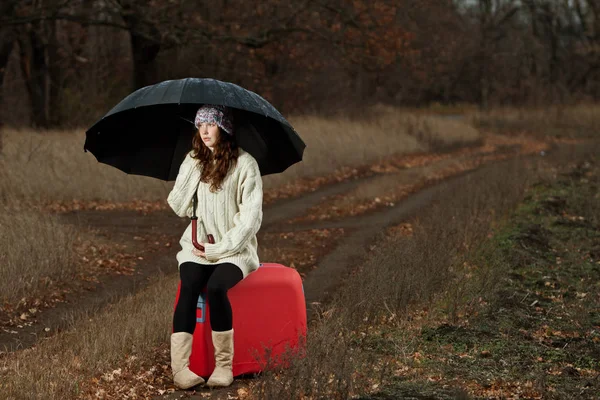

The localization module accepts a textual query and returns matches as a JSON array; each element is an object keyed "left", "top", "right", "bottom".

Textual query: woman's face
[{"left": 197, "top": 122, "right": 221, "bottom": 151}]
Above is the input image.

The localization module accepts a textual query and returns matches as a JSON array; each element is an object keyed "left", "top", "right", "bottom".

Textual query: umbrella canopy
[{"left": 84, "top": 78, "right": 306, "bottom": 180}]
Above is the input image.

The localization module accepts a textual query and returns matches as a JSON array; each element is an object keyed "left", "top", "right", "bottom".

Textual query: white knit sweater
[{"left": 167, "top": 148, "right": 263, "bottom": 278}]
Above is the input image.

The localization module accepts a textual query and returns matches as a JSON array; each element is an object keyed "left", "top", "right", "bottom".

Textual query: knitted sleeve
[
  {"left": 167, "top": 151, "right": 197, "bottom": 218},
  {"left": 204, "top": 157, "right": 263, "bottom": 261}
]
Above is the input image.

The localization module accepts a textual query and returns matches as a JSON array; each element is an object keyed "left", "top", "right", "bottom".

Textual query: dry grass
[
  {"left": 0, "top": 206, "right": 79, "bottom": 305},
  {"left": 253, "top": 312, "right": 390, "bottom": 400},
  {"left": 470, "top": 103, "right": 600, "bottom": 138},
  {"left": 398, "top": 115, "right": 482, "bottom": 151},
  {"left": 390, "top": 144, "right": 600, "bottom": 399},
  {"left": 334, "top": 157, "right": 475, "bottom": 208},
  {"left": 337, "top": 146, "right": 600, "bottom": 329},
  {"left": 252, "top": 156, "right": 544, "bottom": 400},
  {"left": 0, "top": 272, "right": 177, "bottom": 399},
  {"left": 0, "top": 108, "right": 482, "bottom": 309},
  {"left": 0, "top": 107, "right": 482, "bottom": 348},
  {"left": 255, "top": 140, "right": 600, "bottom": 399},
  {"left": 0, "top": 108, "right": 484, "bottom": 398},
  {"left": 262, "top": 114, "right": 420, "bottom": 189},
  {"left": 0, "top": 129, "right": 171, "bottom": 206},
  {"left": 0, "top": 144, "right": 596, "bottom": 398},
  {"left": 421, "top": 102, "right": 479, "bottom": 116},
  {"left": 264, "top": 106, "right": 481, "bottom": 189},
  {"left": 0, "top": 107, "right": 482, "bottom": 205}
]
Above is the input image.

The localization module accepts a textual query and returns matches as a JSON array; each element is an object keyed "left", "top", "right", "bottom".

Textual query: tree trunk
[
  {"left": 0, "top": 1, "right": 18, "bottom": 132},
  {"left": 18, "top": 24, "right": 50, "bottom": 128},
  {"left": 129, "top": 30, "right": 161, "bottom": 89},
  {"left": 478, "top": 0, "right": 491, "bottom": 110},
  {"left": 119, "top": 3, "right": 161, "bottom": 90},
  {"left": 16, "top": 17, "right": 64, "bottom": 129},
  {"left": 479, "top": 36, "right": 490, "bottom": 110},
  {"left": 47, "top": 21, "right": 63, "bottom": 127},
  {"left": 0, "top": 31, "right": 15, "bottom": 130}
]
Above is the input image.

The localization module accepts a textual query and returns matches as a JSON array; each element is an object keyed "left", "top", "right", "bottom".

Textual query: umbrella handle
[
  {"left": 191, "top": 218, "right": 215, "bottom": 251},
  {"left": 191, "top": 218, "right": 204, "bottom": 251}
]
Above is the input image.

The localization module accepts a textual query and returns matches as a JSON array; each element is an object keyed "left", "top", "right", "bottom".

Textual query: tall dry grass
[
  {"left": 1, "top": 143, "right": 596, "bottom": 398},
  {"left": 253, "top": 155, "right": 542, "bottom": 399},
  {"left": 253, "top": 141, "right": 600, "bottom": 400},
  {"left": 0, "top": 108, "right": 485, "bottom": 398},
  {"left": 0, "top": 272, "right": 177, "bottom": 399},
  {"left": 337, "top": 158, "right": 536, "bottom": 326},
  {"left": 470, "top": 103, "right": 600, "bottom": 138},
  {"left": 0, "top": 207, "right": 79, "bottom": 305},
  {"left": 0, "top": 108, "right": 481, "bottom": 308},
  {"left": 0, "top": 129, "right": 171, "bottom": 206},
  {"left": 0, "top": 107, "right": 482, "bottom": 205},
  {"left": 263, "top": 106, "right": 481, "bottom": 189}
]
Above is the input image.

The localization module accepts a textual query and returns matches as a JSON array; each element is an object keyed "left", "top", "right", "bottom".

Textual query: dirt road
[{"left": 0, "top": 138, "right": 550, "bottom": 355}]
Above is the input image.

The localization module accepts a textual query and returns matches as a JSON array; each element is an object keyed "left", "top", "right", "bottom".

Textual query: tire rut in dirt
[
  {"left": 0, "top": 250, "right": 177, "bottom": 354},
  {"left": 262, "top": 173, "right": 376, "bottom": 229},
  {"left": 0, "top": 211, "right": 187, "bottom": 354},
  {"left": 301, "top": 154, "right": 541, "bottom": 319}
]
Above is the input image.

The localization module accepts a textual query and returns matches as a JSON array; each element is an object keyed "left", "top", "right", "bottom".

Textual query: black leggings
[{"left": 173, "top": 261, "right": 243, "bottom": 333}]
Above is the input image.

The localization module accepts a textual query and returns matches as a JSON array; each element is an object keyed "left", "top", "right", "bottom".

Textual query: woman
[{"left": 166, "top": 104, "right": 263, "bottom": 389}]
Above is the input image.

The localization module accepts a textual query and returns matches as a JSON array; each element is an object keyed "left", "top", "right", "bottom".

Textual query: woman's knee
[
  {"left": 206, "top": 263, "right": 242, "bottom": 297},
  {"left": 206, "top": 279, "right": 227, "bottom": 297},
  {"left": 180, "top": 275, "right": 201, "bottom": 292},
  {"left": 179, "top": 262, "right": 209, "bottom": 290}
]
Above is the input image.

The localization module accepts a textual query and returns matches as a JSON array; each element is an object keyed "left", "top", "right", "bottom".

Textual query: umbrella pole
[
  {"left": 191, "top": 190, "right": 214, "bottom": 251},
  {"left": 191, "top": 190, "right": 204, "bottom": 251}
]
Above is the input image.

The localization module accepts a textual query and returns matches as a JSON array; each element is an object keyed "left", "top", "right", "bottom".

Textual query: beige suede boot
[
  {"left": 171, "top": 332, "right": 205, "bottom": 389},
  {"left": 206, "top": 329, "right": 234, "bottom": 387}
]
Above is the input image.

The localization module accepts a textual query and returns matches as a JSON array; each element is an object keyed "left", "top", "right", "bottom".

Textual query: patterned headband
[{"left": 194, "top": 105, "right": 234, "bottom": 135}]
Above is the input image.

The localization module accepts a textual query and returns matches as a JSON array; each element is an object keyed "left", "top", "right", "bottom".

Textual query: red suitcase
[{"left": 172, "top": 263, "right": 307, "bottom": 378}]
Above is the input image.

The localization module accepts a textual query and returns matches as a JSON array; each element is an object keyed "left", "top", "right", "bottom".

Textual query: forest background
[{"left": 1, "top": 0, "right": 599, "bottom": 131}]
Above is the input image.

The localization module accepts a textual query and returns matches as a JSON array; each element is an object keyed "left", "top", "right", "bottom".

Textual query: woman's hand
[{"left": 192, "top": 243, "right": 206, "bottom": 258}]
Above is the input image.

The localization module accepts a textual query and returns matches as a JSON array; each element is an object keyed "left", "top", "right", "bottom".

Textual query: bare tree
[
  {"left": 1, "top": 0, "right": 599, "bottom": 127},
  {"left": 0, "top": 1, "right": 19, "bottom": 129}
]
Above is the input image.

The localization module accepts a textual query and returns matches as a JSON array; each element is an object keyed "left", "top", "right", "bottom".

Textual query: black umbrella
[{"left": 84, "top": 78, "right": 306, "bottom": 180}]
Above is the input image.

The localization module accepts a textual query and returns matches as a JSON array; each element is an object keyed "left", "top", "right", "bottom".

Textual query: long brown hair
[{"left": 191, "top": 126, "right": 239, "bottom": 193}]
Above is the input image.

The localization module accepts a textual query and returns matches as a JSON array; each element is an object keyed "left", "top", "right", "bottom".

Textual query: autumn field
[
  {"left": 2, "top": 0, "right": 600, "bottom": 398},
  {"left": 470, "top": 104, "right": 600, "bottom": 140},
  {"left": 0, "top": 105, "right": 599, "bottom": 399},
  {"left": 0, "top": 106, "right": 480, "bottom": 306},
  {"left": 252, "top": 140, "right": 600, "bottom": 400}
]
